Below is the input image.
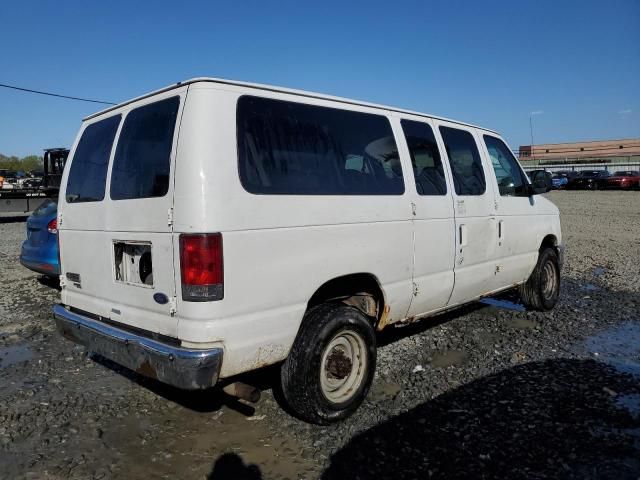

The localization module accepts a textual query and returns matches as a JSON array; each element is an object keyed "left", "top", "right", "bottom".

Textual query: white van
[{"left": 54, "top": 78, "right": 563, "bottom": 424}]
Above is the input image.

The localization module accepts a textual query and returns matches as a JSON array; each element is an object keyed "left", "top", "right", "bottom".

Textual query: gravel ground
[{"left": 1, "top": 191, "right": 639, "bottom": 479}]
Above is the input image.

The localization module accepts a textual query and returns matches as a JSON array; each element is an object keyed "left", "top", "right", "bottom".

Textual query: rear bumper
[
  {"left": 20, "top": 256, "right": 59, "bottom": 276},
  {"left": 20, "top": 241, "right": 59, "bottom": 276},
  {"left": 53, "top": 304, "right": 223, "bottom": 390}
]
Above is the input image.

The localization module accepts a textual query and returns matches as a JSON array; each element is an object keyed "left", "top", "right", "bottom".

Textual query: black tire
[
  {"left": 280, "top": 303, "right": 376, "bottom": 425},
  {"left": 520, "top": 247, "right": 561, "bottom": 311}
]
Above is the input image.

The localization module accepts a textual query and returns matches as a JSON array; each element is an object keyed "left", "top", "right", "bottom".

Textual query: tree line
[{"left": 0, "top": 153, "right": 43, "bottom": 173}]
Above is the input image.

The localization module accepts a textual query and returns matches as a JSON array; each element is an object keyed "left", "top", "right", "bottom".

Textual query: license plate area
[{"left": 113, "top": 241, "right": 153, "bottom": 287}]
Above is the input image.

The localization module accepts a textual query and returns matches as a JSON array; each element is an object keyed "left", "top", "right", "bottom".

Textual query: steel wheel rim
[
  {"left": 541, "top": 260, "right": 558, "bottom": 299},
  {"left": 320, "top": 330, "right": 368, "bottom": 404}
]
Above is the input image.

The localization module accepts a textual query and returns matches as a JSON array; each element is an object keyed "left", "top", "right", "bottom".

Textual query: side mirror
[{"left": 530, "top": 178, "right": 548, "bottom": 195}]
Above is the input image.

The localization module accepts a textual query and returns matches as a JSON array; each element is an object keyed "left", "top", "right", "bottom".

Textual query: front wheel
[
  {"left": 520, "top": 247, "right": 561, "bottom": 311},
  {"left": 280, "top": 303, "right": 376, "bottom": 424}
]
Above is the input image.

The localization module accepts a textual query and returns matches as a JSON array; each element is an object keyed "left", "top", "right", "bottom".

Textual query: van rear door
[{"left": 59, "top": 88, "right": 187, "bottom": 338}]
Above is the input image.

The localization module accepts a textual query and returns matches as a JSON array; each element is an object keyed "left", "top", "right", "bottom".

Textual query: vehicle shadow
[
  {"left": 322, "top": 358, "right": 640, "bottom": 479},
  {"left": 91, "top": 354, "right": 257, "bottom": 416},
  {"left": 207, "top": 452, "right": 263, "bottom": 480},
  {"left": 377, "top": 302, "right": 488, "bottom": 347},
  {"left": 37, "top": 275, "right": 61, "bottom": 291}
]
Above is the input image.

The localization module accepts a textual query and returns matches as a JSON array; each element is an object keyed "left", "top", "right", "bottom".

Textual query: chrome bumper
[{"left": 53, "top": 304, "right": 223, "bottom": 390}]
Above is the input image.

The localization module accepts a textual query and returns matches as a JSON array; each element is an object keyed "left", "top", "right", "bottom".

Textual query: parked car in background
[
  {"left": 527, "top": 169, "right": 553, "bottom": 192},
  {"left": 600, "top": 171, "right": 640, "bottom": 190},
  {"left": 565, "top": 170, "right": 610, "bottom": 190},
  {"left": 20, "top": 199, "right": 59, "bottom": 277},
  {"left": 0, "top": 171, "right": 18, "bottom": 189},
  {"left": 22, "top": 177, "right": 43, "bottom": 188},
  {"left": 551, "top": 170, "right": 577, "bottom": 189}
]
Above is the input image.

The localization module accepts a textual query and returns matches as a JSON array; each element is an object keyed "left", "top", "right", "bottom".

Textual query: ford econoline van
[{"left": 54, "top": 78, "right": 563, "bottom": 424}]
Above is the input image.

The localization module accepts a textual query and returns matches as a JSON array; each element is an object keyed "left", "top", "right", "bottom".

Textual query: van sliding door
[
  {"left": 398, "top": 117, "right": 456, "bottom": 318},
  {"left": 434, "top": 121, "right": 498, "bottom": 305}
]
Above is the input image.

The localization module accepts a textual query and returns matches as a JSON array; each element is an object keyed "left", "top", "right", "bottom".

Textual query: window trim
[{"left": 235, "top": 94, "right": 405, "bottom": 196}]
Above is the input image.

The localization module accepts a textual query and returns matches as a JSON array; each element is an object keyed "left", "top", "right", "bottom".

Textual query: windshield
[{"left": 613, "top": 171, "right": 637, "bottom": 176}]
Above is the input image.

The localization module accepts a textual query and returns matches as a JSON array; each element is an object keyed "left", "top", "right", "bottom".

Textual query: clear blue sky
[{"left": 1, "top": 0, "right": 638, "bottom": 157}]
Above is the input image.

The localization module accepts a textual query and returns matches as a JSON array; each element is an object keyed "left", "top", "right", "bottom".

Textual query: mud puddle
[
  {"left": 370, "top": 380, "right": 402, "bottom": 400},
  {"left": 616, "top": 394, "right": 640, "bottom": 420},
  {"left": 508, "top": 317, "right": 538, "bottom": 330},
  {"left": 479, "top": 297, "right": 526, "bottom": 312},
  {"left": 593, "top": 266, "right": 607, "bottom": 277},
  {"left": 584, "top": 321, "right": 640, "bottom": 378},
  {"left": 102, "top": 401, "right": 318, "bottom": 479},
  {"left": 0, "top": 343, "right": 32, "bottom": 369},
  {"left": 582, "top": 283, "right": 601, "bottom": 292},
  {"left": 430, "top": 350, "right": 468, "bottom": 368}
]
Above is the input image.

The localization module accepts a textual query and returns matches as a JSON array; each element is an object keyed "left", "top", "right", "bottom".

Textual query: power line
[{"left": 0, "top": 82, "right": 116, "bottom": 105}]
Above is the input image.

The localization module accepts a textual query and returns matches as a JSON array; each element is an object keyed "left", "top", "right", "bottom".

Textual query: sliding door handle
[{"left": 459, "top": 224, "right": 468, "bottom": 247}]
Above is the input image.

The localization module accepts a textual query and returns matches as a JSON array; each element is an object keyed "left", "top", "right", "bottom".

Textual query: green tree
[{"left": 0, "top": 153, "right": 44, "bottom": 172}]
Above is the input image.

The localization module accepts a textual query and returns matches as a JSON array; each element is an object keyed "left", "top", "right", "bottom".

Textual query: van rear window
[
  {"left": 237, "top": 96, "right": 404, "bottom": 195},
  {"left": 65, "top": 115, "right": 121, "bottom": 203},
  {"left": 110, "top": 97, "right": 180, "bottom": 200}
]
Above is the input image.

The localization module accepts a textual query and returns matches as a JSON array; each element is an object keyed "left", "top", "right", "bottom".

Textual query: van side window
[
  {"left": 483, "top": 135, "right": 527, "bottom": 196},
  {"left": 400, "top": 120, "right": 447, "bottom": 195},
  {"left": 439, "top": 126, "right": 486, "bottom": 196},
  {"left": 110, "top": 97, "right": 180, "bottom": 200},
  {"left": 65, "top": 115, "right": 121, "bottom": 203},
  {"left": 237, "top": 96, "right": 404, "bottom": 195}
]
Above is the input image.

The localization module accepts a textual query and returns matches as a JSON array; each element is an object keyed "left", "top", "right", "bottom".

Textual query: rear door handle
[
  {"left": 498, "top": 220, "right": 504, "bottom": 239},
  {"left": 459, "top": 224, "right": 468, "bottom": 247}
]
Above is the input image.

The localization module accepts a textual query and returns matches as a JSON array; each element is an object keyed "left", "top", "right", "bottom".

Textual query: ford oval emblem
[{"left": 153, "top": 293, "right": 169, "bottom": 305}]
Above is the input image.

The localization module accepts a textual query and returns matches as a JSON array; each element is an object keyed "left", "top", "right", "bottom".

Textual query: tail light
[
  {"left": 47, "top": 218, "right": 58, "bottom": 234},
  {"left": 179, "top": 233, "right": 223, "bottom": 302}
]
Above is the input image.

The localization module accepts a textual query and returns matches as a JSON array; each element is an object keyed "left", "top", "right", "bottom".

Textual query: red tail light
[
  {"left": 179, "top": 233, "right": 223, "bottom": 302},
  {"left": 47, "top": 218, "right": 58, "bottom": 234}
]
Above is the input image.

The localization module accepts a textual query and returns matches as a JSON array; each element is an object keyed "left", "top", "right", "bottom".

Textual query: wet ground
[{"left": 1, "top": 191, "right": 639, "bottom": 479}]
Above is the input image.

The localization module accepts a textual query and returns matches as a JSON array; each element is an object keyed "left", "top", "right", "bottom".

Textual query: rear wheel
[
  {"left": 280, "top": 303, "right": 376, "bottom": 424},
  {"left": 520, "top": 247, "right": 560, "bottom": 311}
]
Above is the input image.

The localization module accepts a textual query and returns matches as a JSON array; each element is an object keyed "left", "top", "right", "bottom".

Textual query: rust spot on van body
[
  {"left": 376, "top": 304, "right": 392, "bottom": 331},
  {"left": 341, "top": 293, "right": 378, "bottom": 318},
  {"left": 136, "top": 359, "right": 158, "bottom": 379}
]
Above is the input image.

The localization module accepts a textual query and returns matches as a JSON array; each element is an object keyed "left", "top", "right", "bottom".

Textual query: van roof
[{"left": 83, "top": 77, "right": 497, "bottom": 133}]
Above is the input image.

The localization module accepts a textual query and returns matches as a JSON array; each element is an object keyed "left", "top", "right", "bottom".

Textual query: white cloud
[{"left": 618, "top": 109, "right": 632, "bottom": 115}]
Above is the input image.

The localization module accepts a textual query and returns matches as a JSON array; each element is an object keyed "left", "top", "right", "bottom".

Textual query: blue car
[
  {"left": 551, "top": 176, "right": 568, "bottom": 189},
  {"left": 20, "top": 199, "right": 59, "bottom": 277}
]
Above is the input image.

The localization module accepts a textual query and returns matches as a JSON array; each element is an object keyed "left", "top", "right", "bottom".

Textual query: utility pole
[{"left": 529, "top": 114, "right": 535, "bottom": 163}]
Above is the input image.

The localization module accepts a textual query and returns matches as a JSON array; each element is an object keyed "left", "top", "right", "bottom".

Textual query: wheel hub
[
  {"left": 320, "top": 330, "right": 368, "bottom": 403},
  {"left": 326, "top": 348, "right": 353, "bottom": 379}
]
